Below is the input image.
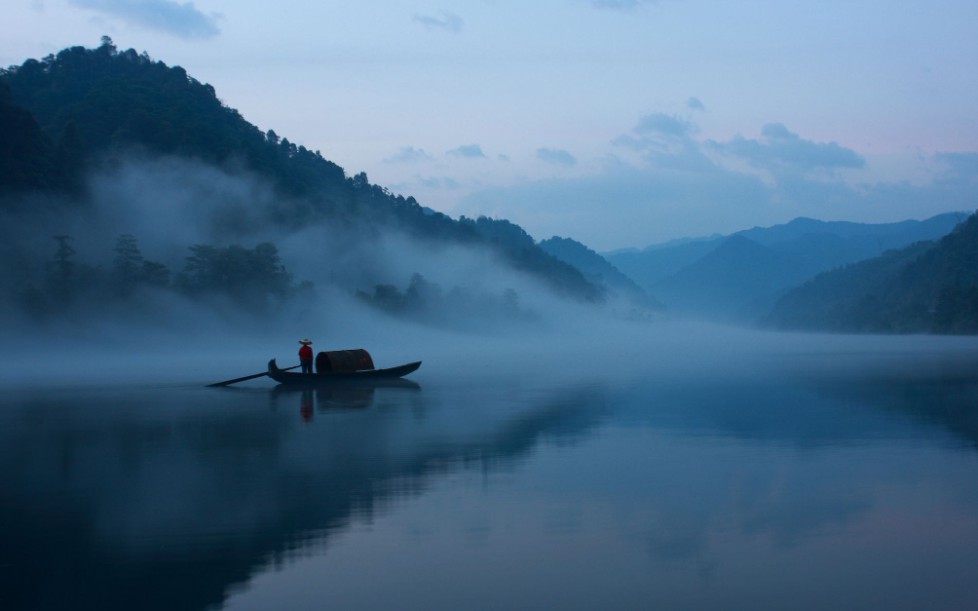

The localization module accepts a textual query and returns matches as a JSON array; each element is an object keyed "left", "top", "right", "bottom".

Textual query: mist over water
[
  {"left": 3, "top": 158, "right": 978, "bottom": 611},
  {"left": 3, "top": 325, "right": 978, "bottom": 610},
  {"left": 0, "top": 155, "right": 647, "bottom": 386},
  {"left": 5, "top": 154, "right": 971, "bottom": 391}
]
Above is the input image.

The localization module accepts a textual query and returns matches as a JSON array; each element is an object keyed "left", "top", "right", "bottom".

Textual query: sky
[{"left": 3, "top": 0, "right": 978, "bottom": 251}]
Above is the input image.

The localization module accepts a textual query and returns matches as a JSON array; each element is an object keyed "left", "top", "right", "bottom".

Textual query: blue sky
[{"left": 4, "top": 0, "right": 978, "bottom": 250}]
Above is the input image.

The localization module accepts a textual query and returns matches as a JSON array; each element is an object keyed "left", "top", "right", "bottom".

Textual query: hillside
[
  {"left": 605, "top": 238, "right": 721, "bottom": 290},
  {"left": 651, "top": 235, "right": 802, "bottom": 320},
  {"left": 538, "top": 236, "right": 661, "bottom": 309},
  {"left": 765, "top": 212, "right": 978, "bottom": 333},
  {"left": 606, "top": 213, "right": 967, "bottom": 322},
  {"left": 0, "top": 39, "right": 602, "bottom": 324}
]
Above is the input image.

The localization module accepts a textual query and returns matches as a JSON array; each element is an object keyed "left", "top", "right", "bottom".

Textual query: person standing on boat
[{"left": 298, "top": 339, "right": 314, "bottom": 374}]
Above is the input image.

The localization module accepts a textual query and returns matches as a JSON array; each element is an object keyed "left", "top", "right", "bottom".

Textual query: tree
[
  {"left": 98, "top": 36, "right": 117, "bottom": 54},
  {"left": 112, "top": 233, "right": 144, "bottom": 294},
  {"left": 179, "top": 242, "right": 294, "bottom": 311},
  {"left": 141, "top": 260, "right": 171, "bottom": 288},
  {"left": 56, "top": 120, "right": 86, "bottom": 187},
  {"left": 352, "top": 172, "right": 369, "bottom": 189}
]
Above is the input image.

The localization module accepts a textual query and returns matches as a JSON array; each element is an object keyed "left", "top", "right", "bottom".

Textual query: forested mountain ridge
[
  {"left": 0, "top": 81, "right": 66, "bottom": 194},
  {"left": 0, "top": 39, "right": 602, "bottom": 323},
  {"left": 1, "top": 38, "right": 346, "bottom": 202},
  {"left": 606, "top": 213, "right": 968, "bottom": 322},
  {"left": 538, "top": 236, "right": 661, "bottom": 309},
  {"left": 764, "top": 211, "right": 978, "bottom": 333}
]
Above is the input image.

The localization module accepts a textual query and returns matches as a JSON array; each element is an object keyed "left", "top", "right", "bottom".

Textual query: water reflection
[
  {"left": 269, "top": 379, "right": 422, "bottom": 420},
  {"left": 1, "top": 347, "right": 978, "bottom": 611},
  {"left": 0, "top": 379, "right": 607, "bottom": 611}
]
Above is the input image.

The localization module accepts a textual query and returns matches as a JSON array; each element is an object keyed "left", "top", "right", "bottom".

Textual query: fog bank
[{"left": 3, "top": 157, "right": 978, "bottom": 390}]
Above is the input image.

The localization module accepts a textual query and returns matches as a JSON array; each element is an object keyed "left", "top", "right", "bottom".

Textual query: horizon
[{"left": 4, "top": 1, "right": 977, "bottom": 250}]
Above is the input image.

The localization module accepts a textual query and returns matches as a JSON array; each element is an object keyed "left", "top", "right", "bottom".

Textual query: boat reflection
[{"left": 270, "top": 379, "right": 422, "bottom": 419}]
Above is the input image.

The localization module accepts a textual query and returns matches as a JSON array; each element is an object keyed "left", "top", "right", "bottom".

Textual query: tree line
[
  {"left": 11, "top": 234, "right": 304, "bottom": 321},
  {"left": 355, "top": 272, "right": 536, "bottom": 329}
]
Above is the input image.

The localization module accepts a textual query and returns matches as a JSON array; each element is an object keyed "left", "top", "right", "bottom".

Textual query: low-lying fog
[
  {"left": 6, "top": 284, "right": 978, "bottom": 392},
  {"left": 2, "top": 156, "right": 977, "bottom": 390}
]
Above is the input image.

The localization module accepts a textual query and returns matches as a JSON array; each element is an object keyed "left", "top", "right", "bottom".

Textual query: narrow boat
[{"left": 267, "top": 357, "right": 421, "bottom": 386}]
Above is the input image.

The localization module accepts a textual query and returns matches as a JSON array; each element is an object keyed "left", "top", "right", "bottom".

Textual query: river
[{"left": 2, "top": 330, "right": 977, "bottom": 610}]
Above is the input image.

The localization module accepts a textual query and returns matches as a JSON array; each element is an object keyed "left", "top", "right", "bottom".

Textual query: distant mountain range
[
  {"left": 765, "top": 212, "right": 978, "bottom": 333},
  {"left": 605, "top": 213, "right": 969, "bottom": 322}
]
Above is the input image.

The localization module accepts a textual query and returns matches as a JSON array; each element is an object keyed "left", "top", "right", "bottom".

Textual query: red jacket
[{"left": 299, "top": 345, "right": 313, "bottom": 361}]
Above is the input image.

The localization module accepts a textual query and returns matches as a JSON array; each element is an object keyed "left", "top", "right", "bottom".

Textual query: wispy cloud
[
  {"left": 417, "top": 176, "right": 462, "bottom": 189},
  {"left": 383, "top": 146, "right": 433, "bottom": 164},
  {"left": 612, "top": 112, "right": 711, "bottom": 171},
  {"left": 633, "top": 112, "right": 695, "bottom": 138},
  {"left": 458, "top": 113, "right": 974, "bottom": 250},
  {"left": 448, "top": 144, "right": 487, "bottom": 159},
  {"left": 717, "top": 123, "right": 865, "bottom": 171},
  {"left": 687, "top": 97, "right": 705, "bottom": 111},
  {"left": 69, "top": 0, "right": 220, "bottom": 39},
  {"left": 413, "top": 11, "right": 463, "bottom": 33},
  {"left": 536, "top": 148, "right": 577, "bottom": 167}
]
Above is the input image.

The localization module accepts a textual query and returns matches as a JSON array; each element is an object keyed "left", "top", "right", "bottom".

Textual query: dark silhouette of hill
[
  {"left": 0, "top": 39, "right": 600, "bottom": 307},
  {"left": 0, "top": 81, "right": 65, "bottom": 194},
  {"left": 538, "top": 236, "right": 661, "bottom": 309},
  {"left": 606, "top": 213, "right": 967, "bottom": 321},
  {"left": 765, "top": 211, "right": 978, "bottom": 333}
]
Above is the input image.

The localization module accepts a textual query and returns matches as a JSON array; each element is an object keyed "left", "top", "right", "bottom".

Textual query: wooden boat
[{"left": 267, "top": 357, "right": 421, "bottom": 386}]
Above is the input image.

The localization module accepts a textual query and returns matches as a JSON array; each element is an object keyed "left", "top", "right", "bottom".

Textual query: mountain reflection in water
[
  {"left": 2, "top": 347, "right": 978, "bottom": 611},
  {"left": 0, "top": 378, "right": 607, "bottom": 611}
]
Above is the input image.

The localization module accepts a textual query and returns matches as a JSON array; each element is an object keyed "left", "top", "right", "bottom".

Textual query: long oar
[{"left": 208, "top": 364, "right": 301, "bottom": 387}]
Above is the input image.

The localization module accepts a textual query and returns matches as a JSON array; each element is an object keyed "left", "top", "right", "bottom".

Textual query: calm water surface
[{"left": 2, "top": 340, "right": 978, "bottom": 610}]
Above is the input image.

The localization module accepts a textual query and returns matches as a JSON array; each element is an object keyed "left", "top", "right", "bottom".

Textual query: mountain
[
  {"left": 0, "top": 39, "right": 602, "bottom": 320},
  {"left": 651, "top": 235, "right": 801, "bottom": 319},
  {"left": 538, "top": 236, "right": 662, "bottom": 309},
  {"left": 605, "top": 238, "right": 721, "bottom": 290},
  {"left": 606, "top": 213, "right": 968, "bottom": 321},
  {"left": 0, "top": 81, "right": 66, "bottom": 194},
  {"left": 737, "top": 215, "right": 967, "bottom": 249},
  {"left": 765, "top": 212, "right": 978, "bottom": 333}
]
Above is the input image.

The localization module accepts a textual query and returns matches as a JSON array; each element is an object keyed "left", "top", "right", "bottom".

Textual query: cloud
[
  {"left": 536, "top": 148, "right": 577, "bottom": 167},
  {"left": 613, "top": 113, "right": 713, "bottom": 172},
  {"left": 459, "top": 159, "right": 770, "bottom": 248},
  {"left": 69, "top": 0, "right": 220, "bottom": 39},
  {"left": 687, "top": 97, "right": 705, "bottom": 111},
  {"left": 447, "top": 144, "right": 487, "bottom": 159},
  {"left": 417, "top": 176, "right": 462, "bottom": 190},
  {"left": 413, "top": 11, "right": 463, "bottom": 33},
  {"left": 456, "top": 113, "right": 978, "bottom": 250},
  {"left": 633, "top": 113, "right": 694, "bottom": 139},
  {"left": 935, "top": 152, "right": 978, "bottom": 177},
  {"left": 933, "top": 152, "right": 978, "bottom": 189},
  {"left": 387, "top": 176, "right": 462, "bottom": 191},
  {"left": 717, "top": 123, "right": 865, "bottom": 172},
  {"left": 383, "top": 147, "right": 433, "bottom": 164}
]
